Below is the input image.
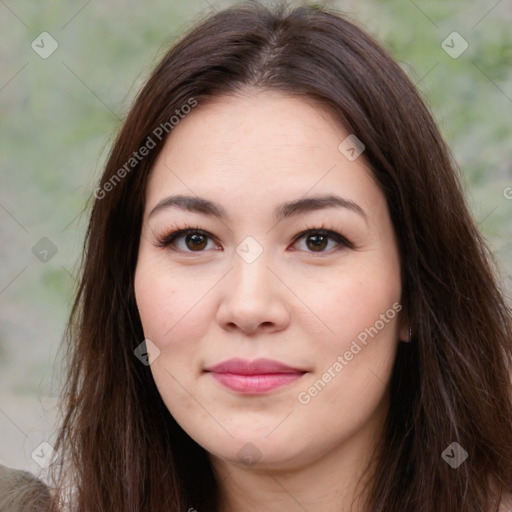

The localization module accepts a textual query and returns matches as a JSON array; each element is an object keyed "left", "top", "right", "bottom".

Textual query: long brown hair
[{"left": 50, "top": 2, "right": 512, "bottom": 511}]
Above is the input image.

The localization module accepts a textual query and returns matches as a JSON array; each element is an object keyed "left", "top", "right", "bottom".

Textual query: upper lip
[{"left": 204, "top": 358, "right": 306, "bottom": 375}]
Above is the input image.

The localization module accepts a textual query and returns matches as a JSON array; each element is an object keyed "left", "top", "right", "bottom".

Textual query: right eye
[{"left": 155, "top": 227, "right": 221, "bottom": 253}]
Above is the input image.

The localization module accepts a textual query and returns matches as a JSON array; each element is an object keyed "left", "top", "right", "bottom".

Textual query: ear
[{"left": 399, "top": 324, "right": 411, "bottom": 343}]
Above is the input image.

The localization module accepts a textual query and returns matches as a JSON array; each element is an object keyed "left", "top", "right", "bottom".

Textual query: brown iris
[
  {"left": 186, "top": 232, "right": 208, "bottom": 251},
  {"left": 306, "top": 233, "right": 328, "bottom": 252}
]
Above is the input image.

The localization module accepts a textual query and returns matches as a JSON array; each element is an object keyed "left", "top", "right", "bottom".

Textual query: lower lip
[{"left": 208, "top": 372, "right": 304, "bottom": 394}]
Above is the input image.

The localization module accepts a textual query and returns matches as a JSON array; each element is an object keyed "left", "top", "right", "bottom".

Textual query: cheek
[
  {"left": 134, "top": 260, "right": 212, "bottom": 346},
  {"left": 304, "top": 268, "right": 401, "bottom": 407},
  {"left": 303, "top": 264, "right": 401, "bottom": 354},
  {"left": 295, "top": 274, "right": 400, "bottom": 436},
  {"left": 134, "top": 264, "right": 210, "bottom": 414}
]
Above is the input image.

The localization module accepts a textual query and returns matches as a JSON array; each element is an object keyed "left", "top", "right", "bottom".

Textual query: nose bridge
[
  {"left": 230, "top": 239, "right": 273, "bottom": 295},
  {"left": 216, "top": 238, "right": 289, "bottom": 333}
]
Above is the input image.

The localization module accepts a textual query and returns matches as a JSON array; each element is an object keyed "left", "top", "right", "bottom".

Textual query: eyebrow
[{"left": 149, "top": 193, "right": 367, "bottom": 223}]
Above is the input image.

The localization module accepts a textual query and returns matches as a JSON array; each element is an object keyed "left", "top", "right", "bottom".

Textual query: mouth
[{"left": 203, "top": 358, "right": 308, "bottom": 394}]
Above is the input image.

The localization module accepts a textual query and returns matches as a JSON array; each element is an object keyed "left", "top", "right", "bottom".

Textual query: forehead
[{"left": 145, "top": 90, "right": 382, "bottom": 219}]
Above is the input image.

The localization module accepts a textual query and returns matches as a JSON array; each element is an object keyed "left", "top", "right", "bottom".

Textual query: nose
[{"left": 215, "top": 250, "right": 290, "bottom": 335}]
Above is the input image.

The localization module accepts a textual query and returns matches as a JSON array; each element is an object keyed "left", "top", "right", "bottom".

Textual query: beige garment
[{"left": 0, "top": 464, "right": 51, "bottom": 512}]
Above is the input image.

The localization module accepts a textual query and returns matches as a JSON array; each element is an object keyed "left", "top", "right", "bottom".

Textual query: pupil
[
  {"left": 186, "top": 233, "right": 207, "bottom": 250},
  {"left": 307, "top": 234, "right": 327, "bottom": 251}
]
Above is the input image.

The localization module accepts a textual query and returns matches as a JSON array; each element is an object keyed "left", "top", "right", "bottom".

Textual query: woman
[{"left": 40, "top": 1, "right": 512, "bottom": 511}]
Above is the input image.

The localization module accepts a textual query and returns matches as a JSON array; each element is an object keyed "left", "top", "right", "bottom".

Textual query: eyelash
[{"left": 153, "top": 223, "right": 354, "bottom": 256}]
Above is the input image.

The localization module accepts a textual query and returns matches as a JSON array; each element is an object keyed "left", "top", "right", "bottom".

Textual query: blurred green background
[{"left": 1, "top": 0, "right": 511, "bottom": 472}]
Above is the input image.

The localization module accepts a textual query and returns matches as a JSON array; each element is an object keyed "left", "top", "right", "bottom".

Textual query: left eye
[{"left": 291, "top": 229, "right": 351, "bottom": 253}]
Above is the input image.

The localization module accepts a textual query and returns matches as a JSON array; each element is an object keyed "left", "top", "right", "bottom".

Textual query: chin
[{"left": 204, "top": 434, "right": 319, "bottom": 472}]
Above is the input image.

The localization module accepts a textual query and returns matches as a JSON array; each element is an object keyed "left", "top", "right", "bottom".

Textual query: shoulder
[
  {"left": 498, "top": 492, "right": 512, "bottom": 512},
  {"left": 0, "top": 464, "right": 51, "bottom": 511}
]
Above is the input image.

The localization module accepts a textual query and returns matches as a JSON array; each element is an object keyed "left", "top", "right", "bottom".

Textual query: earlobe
[{"left": 399, "top": 325, "right": 412, "bottom": 343}]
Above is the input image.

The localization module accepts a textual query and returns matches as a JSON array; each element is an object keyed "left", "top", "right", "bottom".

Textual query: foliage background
[{"left": 1, "top": 0, "right": 511, "bottom": 472}]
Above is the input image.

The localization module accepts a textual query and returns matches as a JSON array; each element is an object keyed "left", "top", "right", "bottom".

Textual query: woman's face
[{"left": 135, "top": 90, "right": 406, "bottom": 472}]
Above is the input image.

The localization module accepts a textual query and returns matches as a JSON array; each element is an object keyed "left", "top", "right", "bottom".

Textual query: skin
[{"left": 134, "top": 90, "right": 409, "bottom": 512}]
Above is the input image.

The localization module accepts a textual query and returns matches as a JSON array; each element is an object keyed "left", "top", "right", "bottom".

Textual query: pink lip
[{"left": 204, "top": 358, "right": 307, "bottom": 394}]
